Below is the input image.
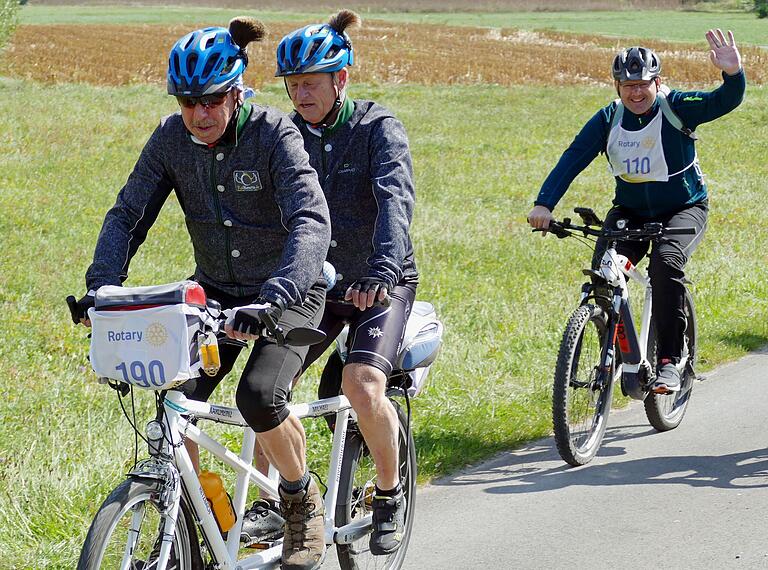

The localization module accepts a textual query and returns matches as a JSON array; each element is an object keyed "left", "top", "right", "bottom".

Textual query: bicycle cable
[{"left": 114, "top": 384, "right": 148, "bottom": 468}]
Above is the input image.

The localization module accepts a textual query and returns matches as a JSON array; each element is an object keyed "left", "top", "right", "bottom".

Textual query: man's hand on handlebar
[
  {"left": 527, "top": 205, "right": 554, "bottom": 233},
  {"left": 225, "top": 301, "right": 283, "bottom": 341},
  {"left": 345, "top": 277, "right": 390, "bottom": 310},
  {"left": 67, "top": 292, "right": 95, "bottom": 327}
]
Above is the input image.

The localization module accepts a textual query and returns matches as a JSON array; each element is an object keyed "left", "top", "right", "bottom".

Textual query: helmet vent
[
  {"left": 289, "top": 40, "right": 302, "bottom": 64},
  {"left": 221, "top": 56, "right": 236, "bottom": 75},
  {"left": 186, "top": 53, "right": 198, "bottom": 77},
  {"left": 307, "top": 41, "right": 321, "bottom": 59},
  {"left": 202, "top": 54, "right": 219, "bottom": 79}
]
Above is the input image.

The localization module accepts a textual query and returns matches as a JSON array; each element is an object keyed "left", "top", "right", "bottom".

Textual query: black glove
[
  {"left": 347, "top": 277, "right": 391, "bottom": 307},
  {"left": 229, "top": 299, "right": 283, "bottom": 337},
  {"left": 348, "top": 277, "right": 388, "bottom": 297},
  {"left": 68, "top": 291, "right": 95, "bottom": 324}
]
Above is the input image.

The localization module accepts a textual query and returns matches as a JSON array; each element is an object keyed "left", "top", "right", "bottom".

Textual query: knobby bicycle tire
[
  {"left": 553, "top": 304, "right": 615, "bottom": 467},
  {"left": 77, "top": 477, "right": 203, "bottom": 570},
  {"left": 644, "top": 290, "right": 697, "bottom": 431},
  {"left": 335, "top": 399, "right": 416, "bottom": 570}
]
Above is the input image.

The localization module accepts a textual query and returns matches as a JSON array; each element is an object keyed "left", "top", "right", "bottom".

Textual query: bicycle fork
[{"left": 123, "top": 460, "right": 182, "bottom": 570}]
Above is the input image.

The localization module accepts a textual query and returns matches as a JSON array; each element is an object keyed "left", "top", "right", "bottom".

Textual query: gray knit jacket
[
  {"left": 86, "top": 103, "right": 331, "bottom": 307},
  {"left": 292, "top": 100, "right": 418, "bottom": 299}
]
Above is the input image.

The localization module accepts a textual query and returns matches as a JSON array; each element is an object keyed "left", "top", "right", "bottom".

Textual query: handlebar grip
[
  {"left": 664, "top": 227, "right": 697, "bottom": 235},
  {"left": 66, "top": 295, "right": 80, "bottom": 324}
]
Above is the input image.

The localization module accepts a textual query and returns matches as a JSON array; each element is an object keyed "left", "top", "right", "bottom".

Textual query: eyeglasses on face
[
  {"left": 176, "top": 91, "right": 229, "bottom": 109},
  {"left": 619, "top": 80, "right": 654, "bottom": 91}
]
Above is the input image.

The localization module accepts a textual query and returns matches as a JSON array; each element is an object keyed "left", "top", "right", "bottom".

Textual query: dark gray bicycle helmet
[{"left": 612, "top": 47, "right": 661, "bottom": 82}]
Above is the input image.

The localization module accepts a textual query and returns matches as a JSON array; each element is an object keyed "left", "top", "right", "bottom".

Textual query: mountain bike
[
  {"left": 537, "top": 207, "right": 698, "bottom": 467},
  {"left": 67, "top": 280, "right": 442, "bottom": 569}
]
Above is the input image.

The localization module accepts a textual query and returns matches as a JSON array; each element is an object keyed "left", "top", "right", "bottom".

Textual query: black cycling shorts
[{"left": 303, "top": 281, "right": 417, "bottom": 377}]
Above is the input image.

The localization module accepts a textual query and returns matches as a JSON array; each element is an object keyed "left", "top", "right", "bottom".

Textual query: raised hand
[{"left": 706, "top": 29, "right": 741, "bottom": 76}]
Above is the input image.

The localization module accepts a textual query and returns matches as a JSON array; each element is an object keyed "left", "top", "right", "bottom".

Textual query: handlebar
[
  {"left": 217, "top": 306, "right": 326, "bottom": 347},
  {"left": 534, "top": 219, "right": 696, "bottom": 241},
  {"left": 66, "top": 295, "right": 80, "bottom": 324}
]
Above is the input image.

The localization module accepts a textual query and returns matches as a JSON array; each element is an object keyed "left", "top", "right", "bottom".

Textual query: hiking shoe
[
  {"left": 240, "top": 498, "right": 284, "bottom": 547},
  {"left": 370, "top": 488, "right": 406, "bottom": 556},
  {"left": 279, "top": 479, "right": 326, "bottom": 570},
  {"left": 653, "top": 361, "right": 681, "bottom": 394}
]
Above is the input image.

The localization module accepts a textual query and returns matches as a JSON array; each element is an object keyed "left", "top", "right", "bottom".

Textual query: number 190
[{"left": 115, "top": 360, "right": 166, "bottom": 387}]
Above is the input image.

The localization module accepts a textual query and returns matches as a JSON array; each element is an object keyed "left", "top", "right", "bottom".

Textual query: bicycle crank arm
[{"left": 333, "top": 514, "right": 373, "bottom": 545}]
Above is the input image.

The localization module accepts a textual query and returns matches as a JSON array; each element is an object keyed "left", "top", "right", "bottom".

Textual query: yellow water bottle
[
  {"left": 198, "top": 331, "right": 221, "bottom": 377},
  {"left": 199, "top": 471, "right": 236, "bottom": 533}
]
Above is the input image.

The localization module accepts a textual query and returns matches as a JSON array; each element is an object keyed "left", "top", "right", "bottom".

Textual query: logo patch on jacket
[
  {"left": 234, "top": 170, "right": 262, "bottom": 192},
  {"left": 338, "top": 163, "right": 357, "bottom": 175}
]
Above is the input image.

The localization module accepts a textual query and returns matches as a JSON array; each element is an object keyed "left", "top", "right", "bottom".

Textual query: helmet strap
[
  {"left": 310, "top": 77, "right": 345, "bottom": 129},
  {"left": 284, "top": 73, "right": 345, "bottom": 130},
  {"left": 208, "top": 89, "right": 243, "bottom": 147}
]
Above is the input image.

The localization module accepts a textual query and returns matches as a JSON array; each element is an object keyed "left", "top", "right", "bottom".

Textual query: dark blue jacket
[{"left": 536, "top": 70, "right": 746, "bottom": 217}]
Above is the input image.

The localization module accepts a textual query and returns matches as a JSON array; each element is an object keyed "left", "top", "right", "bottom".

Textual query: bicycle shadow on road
[{"left": 427, "top": 435, "right": 768, "bottom": 495}]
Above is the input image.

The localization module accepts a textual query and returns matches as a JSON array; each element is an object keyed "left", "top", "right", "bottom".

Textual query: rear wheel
[
  {"left": 77, "top": 477, "right": 203, "bottom": 570},
  {"left": 336, "top": 398, "right": 416, "bottom": 570},
  {"left": 553, "top": 304, "right": 615, "bottom": 467},
  {"left": 644, "top": 290, "right": 697, "bottom": 431}
]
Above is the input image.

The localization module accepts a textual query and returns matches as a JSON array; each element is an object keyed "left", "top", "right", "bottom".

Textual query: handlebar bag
[
  {"left": 396, "top": 301, "right": 444, "bottom": 397},
  {"left": 88, "top": 281, "right": 210, "bottom": 389}
]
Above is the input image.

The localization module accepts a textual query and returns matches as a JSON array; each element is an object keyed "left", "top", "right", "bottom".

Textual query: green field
[
  {"left": 18, "top": 5, "right": 768, "bottom": 45},
  {"left": 3, "top": 5, "right": 768, "bottom": 567}
]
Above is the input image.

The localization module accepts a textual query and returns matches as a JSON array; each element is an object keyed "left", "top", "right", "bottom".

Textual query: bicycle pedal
[{"left": 245, "top": 541, "right": 275, "bottom": 550}]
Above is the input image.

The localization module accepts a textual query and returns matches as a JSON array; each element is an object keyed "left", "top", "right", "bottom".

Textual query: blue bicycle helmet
[
  {"left": 275, "top": 23, "right": 353, "bottom": 77},
  {"left": 168, "top": 27, "right": 246, "bottom": 96}
]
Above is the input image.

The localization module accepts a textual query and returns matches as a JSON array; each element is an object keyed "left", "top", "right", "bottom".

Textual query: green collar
[
  {"left": 236, "top": 101, "right": 252, "bottom": 137},
  {"left": 325, "top": 97, "right": 354, "bottom": 135}
]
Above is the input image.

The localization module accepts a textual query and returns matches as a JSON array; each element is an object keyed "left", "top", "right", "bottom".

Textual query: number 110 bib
[
  {"left": 606, "top": 108, "right": 696, "bottom": 183},
  {"left": 607, "top": 110, "right": 671, "bottom": 182}
]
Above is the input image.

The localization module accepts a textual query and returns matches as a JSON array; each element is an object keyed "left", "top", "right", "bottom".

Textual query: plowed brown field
[{"left": 2, "top": 22, "right": 765, "bottom": 87}]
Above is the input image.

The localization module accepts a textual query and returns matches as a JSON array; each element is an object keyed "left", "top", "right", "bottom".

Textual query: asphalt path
[{"left": 405, "top": 348, "right": 768, "bottom": 569}]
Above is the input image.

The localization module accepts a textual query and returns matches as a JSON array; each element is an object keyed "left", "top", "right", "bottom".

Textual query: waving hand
[{"left": 706, "top": 29, "right": 741, "bottom": 76}]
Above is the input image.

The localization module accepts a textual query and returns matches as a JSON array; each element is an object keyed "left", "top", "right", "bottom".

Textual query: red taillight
[{"left": 184, "top": 283, "right": 207, "bottom": 307}]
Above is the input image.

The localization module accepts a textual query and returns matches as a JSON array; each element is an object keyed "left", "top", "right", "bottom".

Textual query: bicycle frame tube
[
  {"left": 158, "top": 390, "right": 372, "bottom": 569},
  {"left": 599, "top": 247, "right": 653, "bottom": 374}
]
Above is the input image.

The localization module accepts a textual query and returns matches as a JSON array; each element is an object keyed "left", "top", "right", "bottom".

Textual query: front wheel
[
  {"left": 552, "top": 304, "right": 615, "bottom": 467},
  {"left": 77, "top": 477, "right": 203, "bottom": 570},
  {"left": 335, "top": 397, "right": 416, "bottom": 570},
  {"left": 644, "top": 289, "right": 697, "bottom": 431}
]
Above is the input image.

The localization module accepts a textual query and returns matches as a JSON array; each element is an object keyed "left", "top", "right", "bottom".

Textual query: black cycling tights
[
  {"left": 591, "top": 201, "right": 708, "bottom": 363},
  {"left": 181, "top": 281, "right": 325, "bottom": 433}
]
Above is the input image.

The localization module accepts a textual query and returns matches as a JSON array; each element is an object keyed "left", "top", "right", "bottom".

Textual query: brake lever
[{"left": 263, "top": 325, "right": 286, "bottom": 346}]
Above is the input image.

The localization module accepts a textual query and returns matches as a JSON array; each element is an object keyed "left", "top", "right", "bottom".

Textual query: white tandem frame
[{"left": 143, "top": 389, "right": 371, "bottom": 570}]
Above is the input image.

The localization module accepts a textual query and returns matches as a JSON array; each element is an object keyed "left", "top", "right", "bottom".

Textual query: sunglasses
[{"left": 176, "top": 92, "right": 229, "bottom": 109}]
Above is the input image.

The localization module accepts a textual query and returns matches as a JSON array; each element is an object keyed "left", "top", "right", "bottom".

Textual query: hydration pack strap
[{"left": 607, "top": 89, "right": 697, "bottom": 149}]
